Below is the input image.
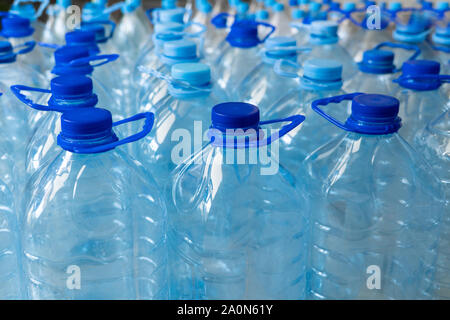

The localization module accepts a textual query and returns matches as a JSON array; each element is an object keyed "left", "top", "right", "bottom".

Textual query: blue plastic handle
[
  {"left": 373, "top": 41, "right": 421, "bottom": 71},
  {"left": 311, "top": 92, "right": 364, "bottom": 131},
  {"left": 13, "top": 0, "right": 50, "bottom": 19},
  {"left": 69, "top": 53, "right": 119, "bottom": 68},
  {"left": 15, "top": 40, "right": 36, "bottom": 55},
  {"left": 211, "top": 12, "right": 231, "bottom": 28},
  {"left": 10, "top": 84, "right": 54, "bottom": 111},
  {"left": 256, "top": 21, "right": 276, "bottom": 43},
  {"left": 70, "top": 112, "right": 155, "bottom": 153},
  {"left": 37, "top": 42, "right": 61, "bottom": 49}
]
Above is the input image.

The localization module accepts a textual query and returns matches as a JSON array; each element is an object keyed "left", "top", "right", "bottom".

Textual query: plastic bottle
[
  {"left": 0, "top": 178, "right": 22, "bottom": 300},
  {"left": 22, "top": 108, "right": 168, "bottom": 300},
  {"left": 168, "top": 101, "right": 308, "bottom": 299},
  {"left": 205, "top": 12, "right": 231, "bottom": 61},
  {"left": 263, "top": 58, "right": 347, "bottom": 172},
  {"left": 42, "top": 0, "right": 72, "bottom": 47},
  {"left": 135, "top": 62, "right": 228, "bottom": 186},
  {"left": 431, "top": 23, "right": 450, "bottom": 73},
  {"left": 238, "top": 36, "right": 304, "bottom": 112},
  {"left": 270, "top": 3, "right": 291, "bottom": 36},
  {"left": 300, "top": 20, "right": 357, "bottom": 80},
  {"left": 8, "top": 0, "right": 49, "bottom": 41},
  {"left": 343, "top": 43, "right": 420, "bottom": 95},
  {"left": 213, "top": 18, "right": 275, "bottom": 99},
  {"left": 394, "top": 60, "right": 449, "bottom": 143},
  {"left": 414, "top": 109, "right": 450, "bottom": 299},
  {"left": 300, "top": 93, "right": 444, "bottom": 299}
]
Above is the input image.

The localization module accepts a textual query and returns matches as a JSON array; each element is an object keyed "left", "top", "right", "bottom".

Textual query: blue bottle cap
[
  {"left": 265, "top": 0, "right": 276, "bottom": 7},
  {"left": 154, "top": 22, "right": 185, "bottom": 33},
  {"left": 388, "top": 1, "right": 402, "bottom": 10},
  {"left": 346, "top": 94, "right": 401, "bottom": 134},
  {"left": 264, "top": 36, "right": 297, "bottom": 58},
  {"left": 289, "top": 0, "right": 299, "bottom": 7},
  {"left": 437, "top": 1, "right": 449, "bottom": 10},
  {"left": 65, "top": 30, "right": 100, "bottom": 55},
  {"left": 50, "top": 75, "right": 93, "bottom": 99},
  {"left": 52, "top": 46, "right": 93, "bottom": 75},
  {"left": 329, "top": 2, "right": 341, "bottom": 10},
  {"left": 422, "top": 1, "right": 433, "bottom": 9},
  {"left": 358, "top": 49, "right": 395, "bottom": 74},
  {"left": 256, "top": 10, "right": 269, "bottom": 20},
  {"left": 163, "top": 39, "right": 197, "bottom": 59},
  {"left": 0, "top": 41, "right": 16, "bottom": 63},
  {"left": 0, "top": 16, "right": 34, "bottom": 38},
  {"left": 80, "top": 24, "right": 107, "bottom": 44},
  {"left": 9, "top": 3, "right": 36, "bottom": 21},
  {"left": 212, "top": 102, "right": 260, "bottom": 131},
  {"left": 343, "top": 2, "right": 356, "bottom": 11},
  {"left": 156, "top": 8, "right": 186, "bottom": 24},
  {"left": 292, "top": 9, "right": 305, "bottom": 19},
  {"left": 226, "top": 19, "right": 267, "bottom": 48},
  {"left": 309, "top": 21, "right": 338, "bottom": 44},
  {"left": 82, "top": 2, "right": 109, "bottom": 22},
  {"left": 59, "top": 108, "right": 115, "bottom": 141},
  {"left": 197, "top": 1, "right": 213, "bottom": 13},
  {"left": 273, "top": 3, "right": 285, "bottom": 12},
  {"left": 303, "top": 58, "right": 342, "bottom": 81},
  {"left": 397, "top": 60, "right": 442, "bottom": 90},
  {"left": 171, "top": 62, "right": 211, "bottom": 86}
]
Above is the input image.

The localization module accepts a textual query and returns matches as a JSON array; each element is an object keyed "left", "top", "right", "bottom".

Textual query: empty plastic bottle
[
  {"left": 168, "top": 102, "right": 308, "bottom": 299},
  {"left": 394, "top": 60, "right": 449, "bottom": 143},
  {"left": 213, "top": 18, "right": 275, "bottom": 99},
  {"left": 135, "top": 62, "right": 228, "bottom": 186},
  {"left": 343, "top": 42, "right": 420, "bottom": 95},
  {"left": 22, "top": 108, "right": 168, "bottom": 300},
  {"left": 0, "top": 178, "right": 22, "bottom": 300},
  {"left": 300, "top": 20, "right": 357, "bottom": 80},
  {"left": 238, "top": 36, "right": 305, "bottom": 113},
  {"left": 0, "top": 14, "right": 50, "bottom": 73},
  {"left": 299, "top": 93, "right": 444, "bottom": 299},
  {"left": 9, "top": 0, "right": 49, "bottom": 41},
  {"left": 205, "top": 13, "right": 231, "bottom": 61},
  {"left": 263, "top": 58, "right": 347, "bottom": 172},
  {"left": 414, "top": 109, "right": 450, "bottom": 299}
]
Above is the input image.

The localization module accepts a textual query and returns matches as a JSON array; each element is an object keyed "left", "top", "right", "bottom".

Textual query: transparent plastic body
[
  {"left": 298, "top": 132, "right": 444, "bottom": 299},
  {"left": 343, "top": 72, "right": 398, "bottom": 96},
  {"left": 168, "top": 140, "right": 309, "bottom": 299},
  {"left": 414, "top": 110, "right": 450, "bottom": 299},
  {"left": 214, "top": 45, "right": 261, "bottom": 99},
  {"left": 22, "top": 149, "right": 168, "bottom": 299}
]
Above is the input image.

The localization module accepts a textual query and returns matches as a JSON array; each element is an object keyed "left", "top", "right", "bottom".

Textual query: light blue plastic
[{"left": 22, "top": 108, "right": 167, "bottom": 299}]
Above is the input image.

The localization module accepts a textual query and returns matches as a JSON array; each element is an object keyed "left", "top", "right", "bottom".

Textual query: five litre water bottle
[
  {"left": 300, "top": 93, "right": 445, "bottom": 299},
  {"left": 168, "top": 102, "right": 308, "bottom": 299},
  {"left": 22, "top": 108, "right": 168, "bottom": 299},
  {"left": 414, "top": 109, "right": 450, "bottom": 300}
]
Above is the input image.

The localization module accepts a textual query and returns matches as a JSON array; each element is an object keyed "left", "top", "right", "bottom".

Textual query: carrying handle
[
  {"left": 373, "top": 41, "right": 421, "bottom": 71},
  {"left": 393, "top": 74, "right": 450, "bottom": 83},
  {"left": 37, "top": 42, "right": 61, "bottom": 49},
  {"left": 77, "top": 112, "right": 155, "bottom": 153},
  {"left": 10, "top": 84, "right": 54, "bottom": 111},
  {"left": 211, "top": 12, "right": 231, "bottom": 28},
  {"left": 82, "top": 20, "right": 117, "bottom": 40},
  {"left": 273, "top": 59, "right": 301, "bottom": 78},
  {"left": 12, "top": 0, "right": 50, "bottom": 19},
  {"left": 311, "top": 92, "right": 363, "bottom": 131},
  {"left": 70, "top": 53, "right": 119, "bottom": 68},
  {"left": 258, "top": 115, "right": 305, "bottom": 147},
  {"left": 14, "top": 40, "right": 36, "bottom": 55},
  {"left": 256, "top": 21, "right": 276, "bottom": 44}
]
